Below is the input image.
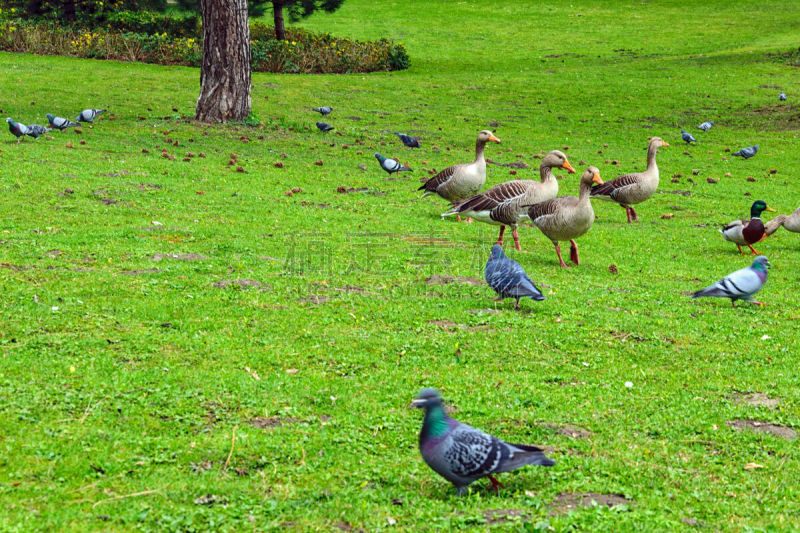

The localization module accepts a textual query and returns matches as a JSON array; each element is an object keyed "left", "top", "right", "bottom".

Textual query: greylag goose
[
  {"left": 721, "top": 200, "right": 775, "bottom": 254},
  {"left": 590, "top": 137, "right": 669, "bottom": 222},
  {"left": 764, "top": 205, "right": 800, "bottom": 236},
  {"left": 526, "top": 167, "right": 604, "bottom": 268},
  {"left": 418, "top": 130, "right": 501, "bottom": 219},
  {"left": 441, "top": 150, "right": 575, "bottom": 249}
]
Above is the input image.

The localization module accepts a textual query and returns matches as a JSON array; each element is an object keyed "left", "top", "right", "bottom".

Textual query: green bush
[{"left": 106, "top": 11, "right": 199, "bottom": 38}]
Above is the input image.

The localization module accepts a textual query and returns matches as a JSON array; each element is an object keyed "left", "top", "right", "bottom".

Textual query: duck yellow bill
[
  {"left": 765, "top": 206, "right": 776, "bottom": 212},
  {"left": 562, "top": 160, "right": 576, "bottom": 174},
  {"left": 489, "top": 134, "right": 501, "bottom": 143},
  {"left": 592, "top": 173, "right": 603, "bottom": 185}
]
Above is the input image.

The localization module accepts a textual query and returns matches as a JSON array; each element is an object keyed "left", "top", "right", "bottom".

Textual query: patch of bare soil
[
  {"left": 0, "top": 263, "right": 33, "bottom": 271},
  {"left": 484, "top": 509, "right": 528, "bottom": 524},
  {"left": 726, "top": 419, "right": 796, "bottom": 440},
  {"left": 657, "top": 190, "right": 692, "bottom": 197},
  {"left": 469, "top": 308, "right": 502, "bottom": 315},
  {"left": 729, "top": 392, "right": 780, "bottom": 409},
  {"left": 212, "top": 279, "right": 270, "bottom": 290},
  {"left": 250, "top": 416, "right": 300, "bottom": 429},
  {"left": 121, "top": 268, "right": 161, "bottom": 275},
  {"left": 336, "top": 186, "right": 386, "bottom": 196},
  {"left": 45, "top": 249, "right": 63, "bottom": 258},
  {"left": 428, "top": 319, "right": 492, "bottom": 332},
  {"left": 335, "top": 285, "right": 372, "bottom": 294},
  {"left": 301, "top": 294, "right": 330, "bottom": 305},
  {"left": 424, "top": 275, "right": 483, "bottom": 286},
  {"left": 545, "top": 423, "right": 591, "bottom": 439},
  {"left": 151, "top": 253, "right": 208, "bottom": 261},
  {"left": 486, "top": 159, "right": 530, "bottom": 169},
  {"left": 551, "top": 492, "right": 633, "bottom": 514}
]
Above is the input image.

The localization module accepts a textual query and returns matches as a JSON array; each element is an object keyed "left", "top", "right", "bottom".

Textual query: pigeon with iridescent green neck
[
  {"left": 6, "top": 118, "right": 29, "bottom": 143},
  {"left": 76, "top": 109, "right": 106, "bottom": 123},
  {"left": 374, "top": 152, "right": 411, "bottom": 175},
  {"left": 411, "top": 388, "right": 554, "bottom": 496},
  {"left": 692, "top": 256, "right": 769, "bottom": 307},
  {"left": 46, "top": 113, "right": 79, "bottom": 131}
]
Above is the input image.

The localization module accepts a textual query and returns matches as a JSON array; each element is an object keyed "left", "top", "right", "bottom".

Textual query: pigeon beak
[
  {"left": 562, "top": 160, "right": 576, "bottom": 174},
  {"left": 765, "top": 206, "right": 776, "bottom": 212},
  {"left": 592, "top": 172, "right": 603, "bottom": 185},
  {"left": 409, "top": 398, "right": 426, "bottom": 409},
  {"left": 489, "top": 134, "right": 501, "bottom": 143}
]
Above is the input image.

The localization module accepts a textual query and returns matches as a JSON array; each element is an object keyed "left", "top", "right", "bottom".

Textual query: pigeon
[
  {"left": 374, "top": 152, "right": 411, "bottom": 175},
  {"left": 76, "top": 109, "right": 106, "bottom": 123},
  {"left": 6, "top": 118, "right": 29, "bottom": 143},
  {"left": 732, "top": 145, "right": 758, "bottom": 159},
  {"left": 484, "top": 244, "right": 545, "bottom": 310},
  {"left": 316, "top": 121, "right": 334, "bottom": 132},
  {"left": 779, "top": 92, "right": 787, "bottom": 101},
  {"left": 680, "top": 129, "right": 697, "bottom": 144},
  {"left": 692, "top": 256, "right": 770, "bottom": 307},
  {"left": 46, "top": 113, "right": 79, "bottom": 131},
  {"left": 411, "top": 388, "right": 555, "bottom": 496},
  {"left": 312, "top": 106, "right": 333, "bottom": 116},
  {"left": 395, "top": 132, "right": 420, "bottom": 148},
  {"left": 697, "top": 121, "right": 714, "bottom": 131},
  {"left": 25, "top": 124, "right": 51, "bottom": 139}
]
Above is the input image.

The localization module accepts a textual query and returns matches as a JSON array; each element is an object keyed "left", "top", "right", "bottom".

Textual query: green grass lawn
[{"left": 2, "top": 1, "right": 800, "bottom": 530}]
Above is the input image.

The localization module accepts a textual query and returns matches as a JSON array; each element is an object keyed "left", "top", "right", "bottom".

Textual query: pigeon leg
[
  {"left": 624, "top": 206, "right": 632, "bottom": 223},
  {"left": 490, "top": 296, "right": 504, "bottom": 302},
  {"left": 569, "top": 239, "right": 580, "bottom": 265},
  {"left": 630, "top": 206, "right": 639, "bottom": 222},
  {"left": 487, "top": 475, "right": 505, "bottom": 495},
  {"left": 736, "top": 244, "right": 744, "bottom": 255},
  {"left": 514, "top": 297, "right": 521, "bottom": 311},
  {"left": 731, "top": 300, "right": 736, "bottom": 308},
  {"left": 512, "top": 228, "right": 521, "bottom": 251},
  {"left": 747, "top": 244, "right": 761, "bottom": 255},
  {"left": 496, "top": 226, "right": 505, "bottom": 246},
  {"left": 554, "top": 243, "right": 570, "bottom": 268}
]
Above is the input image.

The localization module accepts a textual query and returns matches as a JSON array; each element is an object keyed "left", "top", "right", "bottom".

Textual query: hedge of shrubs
[{"left": 0, "top": 10, "right": 409, "bottom": 73}]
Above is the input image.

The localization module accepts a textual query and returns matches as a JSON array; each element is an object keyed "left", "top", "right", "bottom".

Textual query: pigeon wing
[
  {"left": 445, "top": 424, "right": 507, "bottom": 478},
  {"left": 693, "top": 266, "right": 763, "bottom": 300}
]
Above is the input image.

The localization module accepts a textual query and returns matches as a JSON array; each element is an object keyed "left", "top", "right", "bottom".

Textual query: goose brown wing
[
  {"left": 453, "top": 180, "right": 530, "bottom": 212},
  {"left": 419, "top": 165, "right": 458, "bottom": 193},
  {"left": 590, "top": 173, "right": 639, "bottom": 198},
  {"left": 526, "top": 197, "right": 563, "bottom": 221}
]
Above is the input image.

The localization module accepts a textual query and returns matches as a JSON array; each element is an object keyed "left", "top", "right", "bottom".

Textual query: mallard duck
[
  {"left": 418, "top": 130, "right": 501, "bottom": 219},
  {"left": 441, "top": 150, "right": 575, "bottom": 249},
  {"left": 590, "top": 137, "right": 668, "bottom": 222},
  {"left": 720, "top": 200, "right": 775, "bottom": 255},
  {"left": 526, "top": 167, "right": 603, "bottom": 268},
  {"left": 764, "top": 205, "right": 800, "bottom": 236}
]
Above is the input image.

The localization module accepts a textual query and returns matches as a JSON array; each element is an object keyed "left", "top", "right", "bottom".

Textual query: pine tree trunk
[
  {"left": 196, "top": 0, "right": 252, "bottom": 123},
  {"left": 272, "top": 1, "right": 286, "bottom": 41}
]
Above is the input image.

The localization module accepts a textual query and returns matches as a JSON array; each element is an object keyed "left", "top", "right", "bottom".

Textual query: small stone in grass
[
  {"left": 693, "top": 169, "right": 700, "bottom": 175},
  {"left": 611, "top": 160, "right": 619, "bottom": 165},
  {"left": 661, "top": 213, "right": 674, "bottom": 219},
  {"left": 274, "top": 161, "right": 284, "bottom": 168},
  {"left": 671, "top": 178, "right": 680, "bottom": 183},
  {"left": 579, "top": 160, "right": 586, "bottom": 165},
  {"left": 604, "top": 159, "right": 610, "bottom": 164},
  {"left": 314, "top": 160, "right": 323, "bottom": 166},
  {"left": 236, "top": 166, "right": 244, "bottom": 173},
  {"left": 286, "top": 368, "right": 299, "bottom": 374},
  {"left": 744, "top": 192, "right": 751, "bottom": 196},
  {"left": 74, "top": 128, "right": 82, "bottom": 134},
  {"left": 509, "top": 170, "right": 517, "bottom": 175},
  {"left": 706, "top": 178, "right": 718, "bottom": 184},
  {"left": 747, "top": 177, "right": 756, "bottom": 182},
  {"left": 183, "top": 157, "right": 191, "bottom": 162},
  {"left": 358, "top": 164, "right": 367, "bottom": 171},
  {"left": 562, "top": 146, "right": 569, "bottom": 151},
  {"left": 198, "top": 152, "right": 206, "bottom": 158},
  {"left": 770, "top": 169, "right": 777, "bottom": 174},
  {"left": 725, "top": 172, "right": 732, "bottom": 177},
  {"left": 142, "top": 148, "right": 150, "bottom": 153},
  {"left": 624, "top": 381, "right": 633, "bottom": 388},
  {"left": 342, "top": 145, "right": 348, "bottom": 149},
  {"left": 672, "top": 174, "right": 682, "bottom": 178},
  {"left": 228, "top": 160, "right": 235, "bottom": 166},
  {"left": 230, "top": 153, "right": 237, "bottom": 160},
  {"left": 80, "top": 140, "right": 86, "bottom": 145},
  {"left": 185, "top": 152, "right": 195, "bottom": 158},
  {"left": 196, "top": 190, "right": 204, "bottom": 195},
  {"left": 603, "top": 143, "right": 608, "bottom": 147},
  {"left": 597, "top": 149, "right": 603, "bottom": 154},
  {"left": 292, "top": 187, "right": 302, "bottom": 194},
  {"left": 683, "top": 151, "right": 691, "bottom": 156},
  {"left": 609, "top": 264, "right": 618, "bottom": 274},
  {"left": 356, "top": 150, "right": 363, "bottom": 155}
]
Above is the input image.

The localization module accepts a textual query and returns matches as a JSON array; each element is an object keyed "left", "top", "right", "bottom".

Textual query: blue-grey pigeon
[
  {"left": 395, "top": 132, "right": 420, "bottom": 148},
  {"left": 411, "top": 388, "right": 555, "bottom": 496},
  {"left": 697, "top": 121, "right": 714, "bottom": 132},
  {"left": 484, "top": 244, "right": 545, "bottom": 310},
  {"left": 374, "top": 152, "right": 411, "bottom": 175},
  {"left": 46, "top": 113, "right": 79, "bottom": 131},
  {"left": 692, "top": 256, "right": 769, "bottom": 307},
  {"left": 779, "top": 92, "right": 787, "bottom": 101},
  {"left": 681, "top": 129, "right": 697, "bottom": 144},
  {"left": 6, "top": 117, "right": 28, "bottom": 143},
  {"left": 313, "top": 106, "right": 333, "bottom": 116},
  {"left": 732, "top": 145, "right": 758, "bottom": 159},
  {"left": 316, "top": 121, "right": 334, "bottom": 132},
  {"left": 76, "top": 109, "right": 106, "bottom": 123},
  {"left": 25, "top": 124, "right": 51, "bottom": 139}
]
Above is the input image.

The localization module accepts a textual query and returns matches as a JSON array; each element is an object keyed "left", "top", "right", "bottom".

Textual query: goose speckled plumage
[
  {"left": 441, "top": 150, "right": 575, "bottom": 250},
  {"left": 526, "top": 167, "right": 603, "bottom": 268},
  {"left": 484, "top": 245, "right": 545, "bottom": 309},
  {"left": 692, "top": 256, "right": 770, "bottom": 307},
  {"left": 411, "top": 388, "right": 554, "bottom": 496},
  {"left": 720, "top": 200, "right": 775, "bottom": 255},
  {"left": 765, "top": 205, "right": 800, "bottom": 236},
  {"left": 590, "top": 137, "right": 668, "bottom": 223},
  {"left": 418, "top": 130, "right": 501, "bottom": 218}
]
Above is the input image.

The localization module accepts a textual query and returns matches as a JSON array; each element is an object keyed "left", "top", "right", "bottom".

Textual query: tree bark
[
  {"left": 272, "top": 1, "right": 286, "bottom": 41},
  {"left": 196, "top": 0, "right": 252, "bottom": 123}
]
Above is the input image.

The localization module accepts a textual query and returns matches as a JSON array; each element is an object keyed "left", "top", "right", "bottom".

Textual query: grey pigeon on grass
[
  {"left": 26, "top": 124, "right": 51, "bottom": 139},
  {"left": 313, "top": 106, "right": 333, "bottom": 116},
  {"left": 374, "top": 152, "right": 411, "bottom": 175},
  {"left": 395, "top": 132, "right": 420, "bottom": 148},
  {"left": 411, "top": 388, "right": 555, "bottom": 496},
  {"left": 46, "top": 113, "right": 79, "bottom": 131},
  {"left": 485, "top": 245, "right": 545, "bottom": 310},
  {"left": 697, "top": 121, "right": 714, "bottom": 132},
  {"left": 732, "top": 145, "right": 758, "bottom": 159},
  {"left": 6, "top": 118, "right": 28, "bottom": 143},
  {"left": 681, "top": 129, "right": 697, "bottom": 144},
  {"left": 76, "top": 109, "right": 106, "bottom": 123},
  {"left": 316, "top": 121, "right": 334, "bottom": 132},
  {"left": 779, "top": 92, "right": 787, "bottom": 101},
  {"left": 692, "top": 256, "right": 769, "bottom": 307}
]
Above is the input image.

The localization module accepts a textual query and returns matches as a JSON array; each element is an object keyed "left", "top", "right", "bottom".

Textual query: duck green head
[{"left": 750, "top": 200, "right": 775, "bottom": 218}]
